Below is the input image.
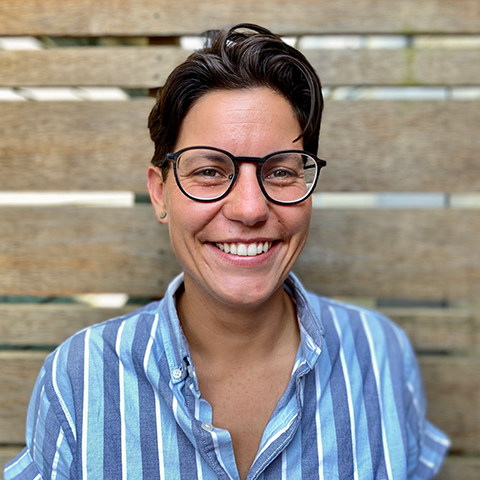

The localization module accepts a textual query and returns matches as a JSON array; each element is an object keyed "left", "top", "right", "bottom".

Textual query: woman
[{"left": 6, "top": 24, "right": 448, "bottom": 480}]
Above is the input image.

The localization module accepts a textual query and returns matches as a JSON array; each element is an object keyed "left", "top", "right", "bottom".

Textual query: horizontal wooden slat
[
  {"left": 432, "top": 456, "right": 480, "bottom": 480},
  {"left": 0, "top": 47, "right": 190, "bottom": 88},
  {"left": 0, "top": 100, "right": 155, "bottom": 192},
  {"left": 1, "top": 305, "right": 479, "bottom": 353},
  {"left": 0, "top": 351, "right": 48, "bottom": 444},
  {"left": 1, "top": 0, "right": 480, "bottom": 35},
  {"left": 420, "top": 356, "right": 480, "bottom": 454},
  {"left": 299, "top": 209, "right": 480, "bottom": 300},
  {"left": 383, "top": 308, "right": 480, "bottom": 353},
  {"left": 1, "top": 47, "right": 479, "bottom": 88},
  {"left": 1, "top": 100, "right": 479, "bottom": 192},
  {"left": 1, "top": 207, "right": 479, "bottom": 299},
  {"left": 0, "top": 206, "right": 181, "bottom": 297},
  {"left": 0, "top": 304, "right": 138, "bottom": 346},
  {"left": 1, "top": 351, "right": 478, "bottom": 451}
]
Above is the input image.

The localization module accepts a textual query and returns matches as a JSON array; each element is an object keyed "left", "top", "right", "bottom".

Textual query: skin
[{"left": 147, "top": 87, "right": 313, "bottom": 479}]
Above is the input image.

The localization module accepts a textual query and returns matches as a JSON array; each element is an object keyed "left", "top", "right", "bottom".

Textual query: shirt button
[
  {"left": 201, "top": 422, "right": 214, "bottom": 432},
  {"left": 172, "top": 368, "right": 183, "bottom": 380}
]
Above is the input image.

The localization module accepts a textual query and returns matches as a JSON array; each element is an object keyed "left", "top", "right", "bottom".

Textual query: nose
[{"left": 222, "top": 163, "right": 269, "bottom": 226}]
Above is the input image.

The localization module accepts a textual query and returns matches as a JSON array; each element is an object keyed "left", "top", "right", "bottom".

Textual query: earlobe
[{"left": 147, "top": 166, "right": 169, "bottom": 224}]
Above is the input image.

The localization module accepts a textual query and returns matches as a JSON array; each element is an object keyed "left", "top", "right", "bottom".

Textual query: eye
[
  {"left": 266, "top": 168, "right": 295, "bottom": 179},
  {"left": 194, "top": 167, "right": 222, "bottom": 177}
]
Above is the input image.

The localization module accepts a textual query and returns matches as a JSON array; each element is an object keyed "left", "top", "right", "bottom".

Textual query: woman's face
[{"left": 148, "top": 87, "right": 312, "bottom": 309}]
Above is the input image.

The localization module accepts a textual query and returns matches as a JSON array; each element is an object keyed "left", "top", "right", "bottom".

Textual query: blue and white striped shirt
[{"left": 5, "top": 273, "right": 449, "bottom": 479}]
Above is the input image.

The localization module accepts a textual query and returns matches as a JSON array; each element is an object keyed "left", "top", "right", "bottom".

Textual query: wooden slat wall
[
  {"left": 1, "top": 1, "right": 479, "bottom": 477},
  {"left": 1, "top": 207, "right": 480, "bottom": 299},
  {"left": 1, "top": 0, "right": 480, "bottom": 35},
  {"left": 1, "top": 101, "right": 479, "bottom": 192},
  {"left": 1, "top": 48, "right": 480, "bottom": 87}
]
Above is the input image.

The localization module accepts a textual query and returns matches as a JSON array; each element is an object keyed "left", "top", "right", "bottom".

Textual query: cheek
[{"left": 289, "top": 202, "right": 312, "bottom": 236}]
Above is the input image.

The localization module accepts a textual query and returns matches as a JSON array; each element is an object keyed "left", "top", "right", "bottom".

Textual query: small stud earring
[{"left": 159, "top": 212, "right": 167, "bottom": 219}]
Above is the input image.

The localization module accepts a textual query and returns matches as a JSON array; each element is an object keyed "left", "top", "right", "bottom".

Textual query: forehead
[{"left": 174, "top": 88, "right": 303, "bottom": 154}]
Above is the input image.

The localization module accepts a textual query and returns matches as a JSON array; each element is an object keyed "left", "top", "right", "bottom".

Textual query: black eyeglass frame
[{"left": 163, "top": 146, "right": 327, "bottom": 205}]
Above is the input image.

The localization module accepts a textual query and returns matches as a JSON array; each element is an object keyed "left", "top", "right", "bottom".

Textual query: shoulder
[
  {"left": 306, "top": 291, "right": 412, "bottom": 367},
  {"left": 42, "top": 301, "right": 166, "bottom": 388}
]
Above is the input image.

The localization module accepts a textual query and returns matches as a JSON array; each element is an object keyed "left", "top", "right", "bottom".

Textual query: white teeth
[
  {"left": 215, "top": 241, "right": 272, "bottom": 256},
  {"left": 237, "top": 244, "right": 247, "bottom": 256}
]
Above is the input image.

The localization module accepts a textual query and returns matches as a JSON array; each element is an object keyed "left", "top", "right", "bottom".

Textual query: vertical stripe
[
  {"left": 321, "top": 304, "right": 354, "bottom": 479},
  {"left": 210, "top": 430, "right": 235, "bottom": 480},
  {"left": 176, "top": 421, "right": 198, "bottom": 479},
  {"left": 263, "top": 447, "right": 282, "bottom": 480},
  {"left": 331, "top": 307, "right": 359, "bottom": 480},
  {"left": 381, "top": 321, "right": 409, "bottom": 457},
  {"left": 194, "top": 397, "right": 204, "bottom": 480},
  {"left": 103, "top": 320, "right": 123, "bottom": 480},
  {"left": 171, "top": 380, "right": 198, "bottom": 479},
  {"left": 154, "top": 389, "right": 165, "bottom": 479},
  {"left": 361, "top": 313, "right": 394, "bottom": 480},
  {"left": 32, "top": 384, "right": 45, "bottom": 462},
  {"left": 66, "top": 331, "right": 87, "bottom": 478},
  {"left": 314, "top": 365, "right": 324, "bottom": 480},
  {"left": 348, "top": 312, "right": 388, "bottom": 479},
  {"left": 82, "top": 328, "right": 91, "bottom": 480},
  {"left": 42, "top": 407, "right": 61, "bottom": 478},
  {"left": 301, "top": 371, "right": 319, "bottom": 480},
  {"left": 115, "top": 321, "right": 127, "bottom": 480},
  {"left": 282, "top": 449, "right": 287, "bottom": 480},
  {"left": 52, "top": 350, "right": 76, "bottom": 441},
  {"left": 133, "top": 313, "right": 161, "bottom": 480},
  {"left": 51, "top": 430, "right": 64, "bottom": 480}
]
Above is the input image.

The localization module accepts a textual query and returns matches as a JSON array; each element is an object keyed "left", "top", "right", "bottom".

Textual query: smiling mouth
[{"left": 214, "top": 241, "right": 273, "bottom": 256}]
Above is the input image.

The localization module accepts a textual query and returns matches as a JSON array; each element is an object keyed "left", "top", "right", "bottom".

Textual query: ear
[{"left": 147, "top": 166, "right": 169, "bottom": 224}]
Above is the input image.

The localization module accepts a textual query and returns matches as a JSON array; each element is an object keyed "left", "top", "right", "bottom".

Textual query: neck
[{"left": 176, "top": 274, "right": 299, "bottom": 365}]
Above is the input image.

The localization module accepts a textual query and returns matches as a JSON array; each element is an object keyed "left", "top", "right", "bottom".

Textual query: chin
[{"left": 206, "top": 274, "right": 285, "bottom": 309}]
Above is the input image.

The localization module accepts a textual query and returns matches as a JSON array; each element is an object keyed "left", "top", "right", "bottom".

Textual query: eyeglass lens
[{"left": 175, "top": 148, "right": 318, "bottom": 203}]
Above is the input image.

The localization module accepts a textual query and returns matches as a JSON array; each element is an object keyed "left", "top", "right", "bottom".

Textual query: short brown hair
[{"left": 148, "top": 23, "right": 323, "bottom": 178}]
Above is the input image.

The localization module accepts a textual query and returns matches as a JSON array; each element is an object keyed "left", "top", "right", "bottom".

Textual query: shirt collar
[{"left": 158, "top": 272, "right": 324, "bottom": 383}]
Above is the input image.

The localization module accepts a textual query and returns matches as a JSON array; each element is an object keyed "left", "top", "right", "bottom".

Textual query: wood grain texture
[
  {"left": 1, "top": 100, "right": 479, "bottom": 192},
  {"left": 1, "top": 305, "right": 479, "bottom": 352},
  {"left": 0, "top": 205, "right": 181, "bottom": 297},
  {"left": 298, "top": 209, "right": 480, "bottom": 300},
  {"left": 383, "top": 309, "right": 480, "bottom": 353},
  {"left": 1, "top": 206, "right": 479, "bottom": 299},
  {"left": 0, "top": 100, "right": 155, "bottom": 192},
  {"left": 0, "top": 47, "right": 190, "bottom": 88},
  {"left": 1, "top": 48, "right": 479, "bottom": 88},
  {"left": 436, "top": 456, "right": 480, "bottom": 480},
  {"left": 0, "top": 351, "right": 48, "bottom": 444},
  {"left": 0, "top": 0, "right": 479, "bottom": 35},
  {"left": 0, "top": 304, "right": 138, "bottom": 346},
  {"left": 420, "top": 356, "right": 480, "bottom": 454},
  {"left": 1, "top": 351, "right": 478, "bottom": 450}
]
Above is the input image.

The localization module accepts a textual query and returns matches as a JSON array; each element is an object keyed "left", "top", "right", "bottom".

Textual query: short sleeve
[
  {"left": 402, "top": 333, "right": 450, "bottom": 479},
  {"left": 4, "top": 447, "right": 43, "bottom": 480},
  {"left": 4, "top": 354, "right": 74, "bottom": 480}
]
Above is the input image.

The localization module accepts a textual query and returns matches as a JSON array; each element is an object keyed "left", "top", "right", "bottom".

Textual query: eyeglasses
[{"left": 163, "top": 146, "right": 327, "bottom": 205}]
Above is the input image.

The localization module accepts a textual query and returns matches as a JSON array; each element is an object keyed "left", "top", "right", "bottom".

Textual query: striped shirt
[{"left": 5, "top": 272, "right": 449, "bottom": 480}]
